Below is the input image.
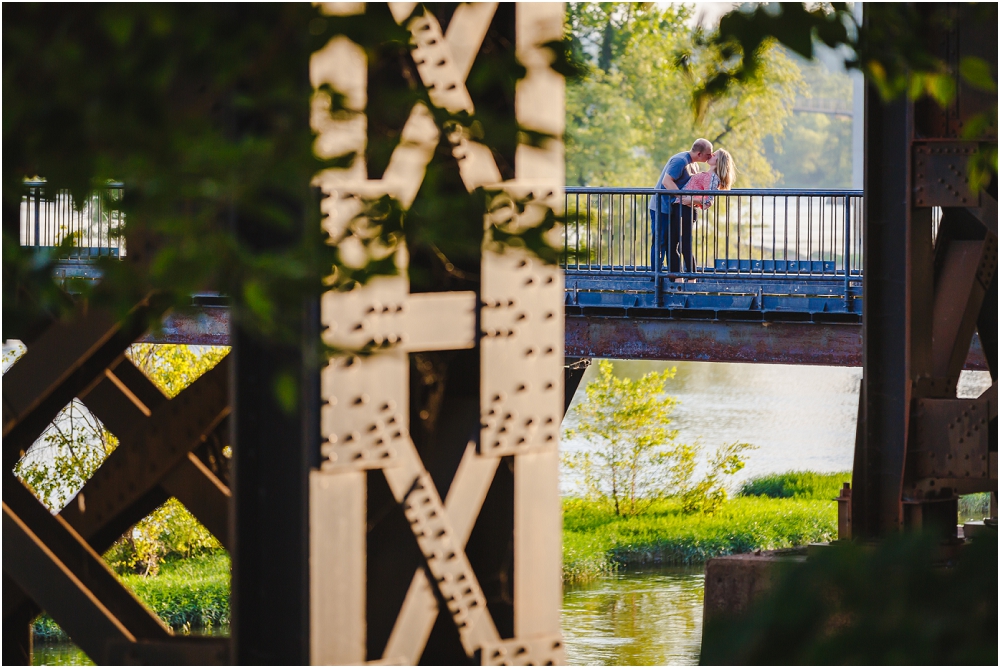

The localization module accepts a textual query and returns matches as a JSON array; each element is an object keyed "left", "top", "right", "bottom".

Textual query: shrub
[
  {"left": 739, "top": 470, "right": 851, "bottom": 500},
  {"left": 959, "top": 492, "right": 992, "bottom": 521},
  {"left": 564, "top": 360, "right": 755, "bottom": 515}
]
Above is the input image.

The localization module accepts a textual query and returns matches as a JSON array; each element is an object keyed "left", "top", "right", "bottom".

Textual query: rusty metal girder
[
  {"left": 907, "top": 386, "right": 999, "bottom": 496},
  {"left": 566, "top": 314, "right": 989, "bottom": 369},
  {"left": 61, "top": 357, "right": 231, "bottom": 546},
  {"left": 71, "top": 355, "right": 232, "bottom": 550},
  {"left": 3, "top": 477, "right": 172, "bottom": 660},
  {"left": 5, "top": 357, "right": 233, "bottom": 657},
  {"left": 105, "top": 637, "right": 230, "bottom": 665},
  {"left": 913, "top": 142, "right": 981, "bottom": 208},
  {"left": 2, "top": 299, "right": 164, "bottom": 468}
]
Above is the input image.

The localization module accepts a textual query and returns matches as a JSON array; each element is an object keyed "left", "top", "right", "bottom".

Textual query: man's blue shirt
[{"left": 650, "top": 151, "right": 692, "bottom": 212}]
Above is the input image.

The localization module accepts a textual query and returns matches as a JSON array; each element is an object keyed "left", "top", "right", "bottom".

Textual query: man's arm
[{"left": 661, "top": 174, "right": 678, "bottom": 189}]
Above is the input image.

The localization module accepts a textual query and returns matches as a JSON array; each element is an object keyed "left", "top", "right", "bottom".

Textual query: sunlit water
[
  {"left": 562, "top": 360, "right": 991, "bottom": 494},
  {"left": 563, "top": 567, "right": 705, "bottom": 666}
]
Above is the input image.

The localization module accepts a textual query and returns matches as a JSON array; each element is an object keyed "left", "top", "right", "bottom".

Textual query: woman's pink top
[{"left": 682, "top": 171, "right": 720, "bottom": 209}]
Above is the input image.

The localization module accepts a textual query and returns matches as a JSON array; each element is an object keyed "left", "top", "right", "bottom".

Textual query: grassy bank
[
  {"left": 564, "top": 471, "right": 850, "bottom": 584},
  {"left": 33, "top": 551, "right": 230, "bottom": 640},
  {"left": 42, "top": 471, "right": 974, "bottom": 634}
]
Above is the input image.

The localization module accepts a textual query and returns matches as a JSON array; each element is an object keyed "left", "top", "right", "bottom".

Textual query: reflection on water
[
  {"left": 563, "top": 567, "right": 704, "bottom": 667},
  {"left": 31, "top": 642, "right": 93, "bottom": 667},
  {"left": 31, "top": 626, "right": 229, "bottom": 666}
]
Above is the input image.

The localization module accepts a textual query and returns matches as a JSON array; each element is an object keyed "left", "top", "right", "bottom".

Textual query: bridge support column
[{"left": 853, "top": 3, "right": 998, "bottom": 540}]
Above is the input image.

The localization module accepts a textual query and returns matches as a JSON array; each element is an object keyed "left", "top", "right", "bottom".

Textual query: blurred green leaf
[{"left": 959, "top": 56, "right": 997, "bottom": 92}]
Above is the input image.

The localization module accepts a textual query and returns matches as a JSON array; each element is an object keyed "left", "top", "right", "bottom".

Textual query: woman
[{"left": 681, "top": 148, "right": 737, "bottom": 211}]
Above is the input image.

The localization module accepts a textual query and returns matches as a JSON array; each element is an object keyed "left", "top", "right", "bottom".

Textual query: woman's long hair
[{"left": 716, "top": 149, "right": 737, "bottom": 189}]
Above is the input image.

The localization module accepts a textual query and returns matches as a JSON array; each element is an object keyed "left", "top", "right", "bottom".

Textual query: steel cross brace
[
  {"left": 3, "top": 475, "right": 227, "bottom": 665},
  {"left": 2, "top": 298, "right": 166, "bottom": 469},
  {"left": 3, "top": 302, "right": 232, "bottom": 664}
]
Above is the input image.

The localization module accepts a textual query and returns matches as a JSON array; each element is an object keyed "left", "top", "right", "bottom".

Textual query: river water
[
  {"left": 563, "top": 567, "right": 705, "bottom": 666},
  {"left": 563, "top": 360, "right": 991, "bottom": 494}
]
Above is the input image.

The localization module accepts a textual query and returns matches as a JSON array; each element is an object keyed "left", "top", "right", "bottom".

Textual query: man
[{"left": 649, "top": 138, "right": 713, "bottom": 275}]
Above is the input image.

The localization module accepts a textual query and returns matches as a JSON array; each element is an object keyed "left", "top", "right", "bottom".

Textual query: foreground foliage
[
  {"left": 562, "top": 495, "right": 837, "bottom": 584},
  {"left": 701, "top": 531, "right": 998, "bottom": 665}
]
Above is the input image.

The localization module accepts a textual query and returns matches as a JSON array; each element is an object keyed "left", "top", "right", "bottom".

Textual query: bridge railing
[
  {"left": 18, "top": 182, "right": 873, "bottom": 294},
  {"left": 563, "top": 187, "right": 864, "bottom": 287},
  {"left": 19, "top": 181, "right": 126, "bottom": 260}
]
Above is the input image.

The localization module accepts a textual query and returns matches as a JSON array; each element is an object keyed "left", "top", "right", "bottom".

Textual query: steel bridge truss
[
  {"left": 852, "top": 3, "right": 998, "bottom": 539},
  {"left": 3, "top": 297, "right": 232, "bottom": 664}
]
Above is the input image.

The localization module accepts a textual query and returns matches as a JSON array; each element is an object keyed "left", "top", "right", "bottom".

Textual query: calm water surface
[
  {"left": 563, "top": 360, "right": 990, "bottom": 494},
  {"left": 563, "top": 567, "right": 704, "bottom": 666}
]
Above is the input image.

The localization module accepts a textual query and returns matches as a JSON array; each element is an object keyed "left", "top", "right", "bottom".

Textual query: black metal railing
[
  {"left": 20, "top": 181, "right": 125, "bottom": 259},
  {"left": 563, "top": 187, "right": 864, "bottom": 293}
]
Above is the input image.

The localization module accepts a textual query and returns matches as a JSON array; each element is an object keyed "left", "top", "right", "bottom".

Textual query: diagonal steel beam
[
  {"left": 60, "top": 357, "right": 231, "bottom": 547},
  {"left": 4, "top": 488, "right": 228, "bottom": 665},
  {"left": 160, "top": 452, "right": 231, "bottom": 544},
  {"left": 3, "top": 476, "right": 172, "bottom": 660},
  {"left": 3, "top": 503, "right": 136, "bottom": 663},
  {"left": 5, "top": 356, "right": 232, "bottom": 654},
  {"left": 2, "top": 298, "right": 166, "bottom": 469},
  {"left": 73, "top": 356, "right": 232, "bottom": 549},
  {"left": 381, "top": 441, "right": 501, "bottom": 663}
]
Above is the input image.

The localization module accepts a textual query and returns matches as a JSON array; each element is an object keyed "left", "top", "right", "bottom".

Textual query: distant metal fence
[
  {"left": 20, "top": 181, "right": 125, "bottom": 260},
  {"left": 563, "top": 187, "right": 864, "bottom": 289}
]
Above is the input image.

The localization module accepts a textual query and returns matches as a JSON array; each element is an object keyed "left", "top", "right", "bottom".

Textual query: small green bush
[{"left": 739, "top": 471, "right": 851, "bottom": 500}]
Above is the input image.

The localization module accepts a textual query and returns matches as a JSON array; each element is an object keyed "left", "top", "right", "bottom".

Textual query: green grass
[
  {"left": 563, "top": 495, "right": 838, "bottom": 584},
  {"left": 33, "top": 551, "right": 230, "bottom": 640},
  {"left": 739, "top": 470, "right": 851, "bottom": 500},
  {"left": 960, "top": 492, "right": 992, "bottom": 522}
]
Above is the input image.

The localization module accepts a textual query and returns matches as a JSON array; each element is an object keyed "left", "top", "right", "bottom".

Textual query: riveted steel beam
[
  {"left": 3, "top": 477, "right": 172, "bottom": 661},
  {"left": 2, "top": 297, "right": 166, "bottom": 469}
]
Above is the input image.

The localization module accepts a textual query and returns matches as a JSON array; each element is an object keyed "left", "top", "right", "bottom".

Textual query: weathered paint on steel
[
  {"left": 565, "top": 315, "right": 989, "bottom": 369},
  {"left": 143, "top": 307, "right": 989, "bottom": 370},
  {"left": 139, "top": 307, "right": 230, "bottom": 346}
]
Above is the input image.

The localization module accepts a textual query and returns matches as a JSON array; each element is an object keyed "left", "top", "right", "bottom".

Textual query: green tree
[
  {"left": 565, "top": 3, "right": 802, "bottom": 187},
  {"left": 697, "top": 3, "right": 996, "bottom": 191},
  {"left": 563, "top": 360, "right": 754, "bottom": 515}
]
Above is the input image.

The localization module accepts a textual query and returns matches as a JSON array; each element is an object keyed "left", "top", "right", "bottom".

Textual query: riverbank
[
  {"left": 563, "top": 471, "right": 850, "bottom": 583},
  {"left": 42, "top": 472, "right": 993, "bottom": 638},
  {"left": 33, "top": 552, "right": 230, "bottom": 640}
]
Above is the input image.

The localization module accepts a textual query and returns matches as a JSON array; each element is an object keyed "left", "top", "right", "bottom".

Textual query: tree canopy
[{"left": 565, "top": 3, "right": 801, "bottom": 187}]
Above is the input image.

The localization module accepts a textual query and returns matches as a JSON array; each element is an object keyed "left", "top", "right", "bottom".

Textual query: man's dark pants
[{"left": 650, "top": 201, "right": 695, "bottom": 275}]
